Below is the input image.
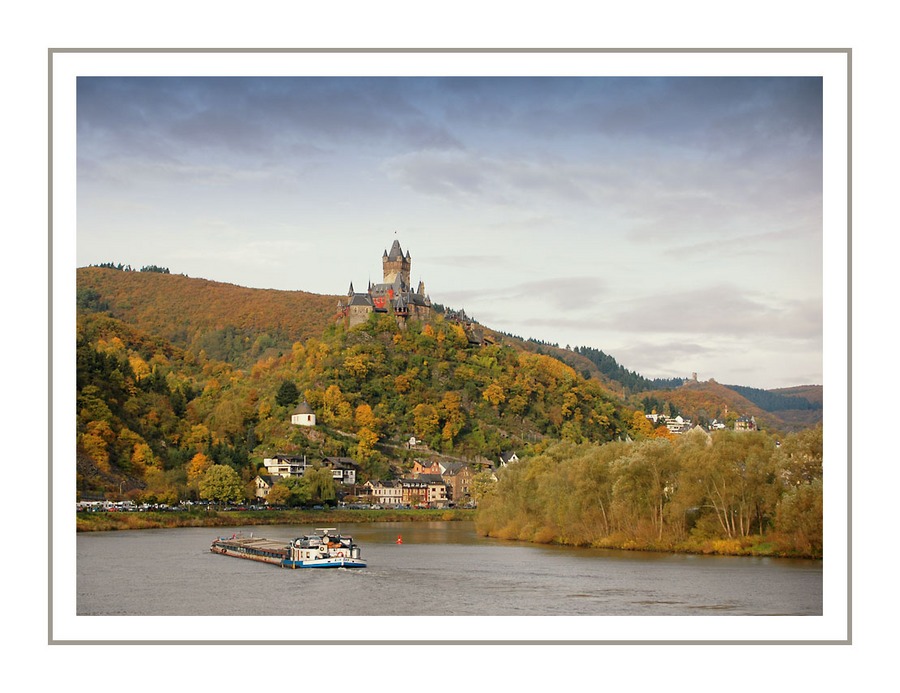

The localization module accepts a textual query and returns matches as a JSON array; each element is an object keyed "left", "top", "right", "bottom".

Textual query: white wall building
[{"left": 291, "top": 401, "right": 316, "bottom": 427}]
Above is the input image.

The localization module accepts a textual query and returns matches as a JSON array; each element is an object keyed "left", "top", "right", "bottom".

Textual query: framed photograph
[{"left": 51, "top": 48, "right": 849, "bottom": 646}]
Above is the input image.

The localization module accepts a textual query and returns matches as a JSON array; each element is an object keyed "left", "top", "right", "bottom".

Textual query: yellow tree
[
  {"left": 482, "top": 382, "right": 506, "bottom": 407},
  {"left": 186, "top": 423, "right": 212, "bottom": 450},
  {"left": 440, "top": 392, "right": 465, "bottom": 445},
  {"left": 80, "top": 420, "right": 115, "bottom": 473},
  {"left": 631, "top": 410, "right": 655, "bottom": 438},
  {"left": 354, "top": 403, "right": 378, "bottom": 432},
  {"left": 265, "top": 483, "right": 294, "bottom": 507},
  {"left": 323, "top": 385, "right": 353, "bottom": 428},
  {"left": 344, "top": 353, "right": 371, "bottom": 379},
  {"left": 413, "top": 403, "right": 441, "bottom": 439},
  {"left": 356, "top": 427, "right": 380, "bottom": 460},
  {"left": 187, "top": 452, "right": 213, "bottom": 485}
]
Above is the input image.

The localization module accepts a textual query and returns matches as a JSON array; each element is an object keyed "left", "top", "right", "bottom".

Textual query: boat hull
[{"left": 281, "top": 557, "right": 367, "bottom": 569}]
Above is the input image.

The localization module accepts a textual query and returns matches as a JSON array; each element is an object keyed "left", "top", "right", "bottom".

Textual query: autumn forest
[{"left": 75, "top": 266, "right": 824, "bottom": 557}]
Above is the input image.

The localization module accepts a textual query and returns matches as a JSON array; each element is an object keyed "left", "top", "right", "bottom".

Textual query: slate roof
[
  {"left": 321, "top": 456, "right": 359, "bottom": 469},
  {"left": 386, "top": 239, "right": 406, "bottom": 261},
  {"left": 348, "top": 293, "right": 374, "bottom": 307}
]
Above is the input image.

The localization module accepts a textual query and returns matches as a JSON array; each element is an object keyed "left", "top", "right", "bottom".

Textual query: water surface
[{"left": 76, "top": 521, "right": 822, "bottom": 616}]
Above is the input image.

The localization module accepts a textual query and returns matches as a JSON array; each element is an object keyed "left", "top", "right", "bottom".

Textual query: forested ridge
[{"left": 78, "top": 265, "right": 338, "bottom": 367}]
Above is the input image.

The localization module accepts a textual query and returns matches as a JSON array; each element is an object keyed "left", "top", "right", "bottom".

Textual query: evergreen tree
[{"left": 275, "top": 380, "right": 300, "bottom": 408}]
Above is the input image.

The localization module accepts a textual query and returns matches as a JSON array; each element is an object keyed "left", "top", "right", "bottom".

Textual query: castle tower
[{"left": 383, "top": 239, "right": 411, "bottom": 285}]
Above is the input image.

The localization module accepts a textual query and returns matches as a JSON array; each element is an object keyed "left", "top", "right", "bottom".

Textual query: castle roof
[
  {"left": 293, "top": 401, "right": 313, "bottom": 415},
  {"left": 347, "top": 293, "right": 374, "bottom": 307},
  {"left": 386, "top": 239, "right": 406, "bottom": 261}
]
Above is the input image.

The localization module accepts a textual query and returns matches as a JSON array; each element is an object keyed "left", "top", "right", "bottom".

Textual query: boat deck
[{"left": 215, "top": 536, "right": 289, "bottom": 554}]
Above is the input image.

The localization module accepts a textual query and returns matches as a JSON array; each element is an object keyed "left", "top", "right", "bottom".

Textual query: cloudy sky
[{"left": 76, "top": 75, "right": 824, "bottom": 390}]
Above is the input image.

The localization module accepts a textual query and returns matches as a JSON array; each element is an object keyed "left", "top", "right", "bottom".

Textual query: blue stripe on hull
[{"left": 281, "top": 559, "right": 367, "bottom": 569}]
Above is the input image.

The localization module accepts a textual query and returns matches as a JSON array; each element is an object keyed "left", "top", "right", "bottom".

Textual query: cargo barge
[{"left": 210, "top": 528, "right": 366, "bottom": 569}]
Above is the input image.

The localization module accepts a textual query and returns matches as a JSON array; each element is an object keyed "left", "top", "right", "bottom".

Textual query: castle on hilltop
[{"left": 337, "top": 239, "right": 433, "bottom": 328}]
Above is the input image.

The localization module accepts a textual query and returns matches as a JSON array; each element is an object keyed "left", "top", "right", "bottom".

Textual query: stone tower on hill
[
  {"left": 337, "top": 239, "right": 432, "bottom": 328},
  {"left": 383, "top": 239, "right": 412, "bottom": 285}
]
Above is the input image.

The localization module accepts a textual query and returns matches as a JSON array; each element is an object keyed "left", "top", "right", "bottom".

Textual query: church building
[{"left": 337, "top": 239, "right": 432, "bottom": 328}]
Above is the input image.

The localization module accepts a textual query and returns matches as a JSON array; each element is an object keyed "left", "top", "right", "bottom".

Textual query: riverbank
[
  {"left": 76, "top": 507, "right": 476, "bottom": 532},
  {"left": 76, "top": 509, "right": 819, "bottom": 558},
  {"left": 476, "top": 525, "right": 821, "bottom": 559}
]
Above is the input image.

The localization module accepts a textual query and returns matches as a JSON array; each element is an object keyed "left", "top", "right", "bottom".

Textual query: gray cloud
[
  {"left": 77, "top": 77, "right": 465, "bottom": 168},
  {"left": 599, "top": 286, "right": 822, "bottom": 342}
]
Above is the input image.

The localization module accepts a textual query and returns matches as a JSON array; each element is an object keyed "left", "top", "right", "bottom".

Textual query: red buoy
[{"left": 396, "top": 535, "right": 403, "bottom": 544}]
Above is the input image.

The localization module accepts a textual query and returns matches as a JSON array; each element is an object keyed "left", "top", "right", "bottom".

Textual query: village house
[
  {"left": 321, "top": 456, "right": 359, "bottom": 485},
  {"left": 665, "top": 415, "right": 693, "bottom": 434},
  {"left": 364, "top": 479, "right": 403, "bottom": 506},
  {"left": 440, "top": 461, "right": 475, "bottom": 505},
  {"left": 645, "top": 413, "right": 695, "bottom": 434},
  {"left": 499, "top": 451, "right": 519, "bottom": 467},
  {"left": 254, "top": 475, "right": 280, "bottom": 502},
  {"left": 262, "top": 454, "right": 311, "bottom": 478},
  {"left": 735, "top": 415, "right": 758, "bottom": 431},
  {"left": 411, "top": 459, "right": 442, "bottom": 476},
  {"left": 400, "top": 475, "right": 449, "bottom": 507}
]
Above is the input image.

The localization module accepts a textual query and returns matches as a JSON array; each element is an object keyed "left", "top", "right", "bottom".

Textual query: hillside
[
  {"left": 772, "top": 384, "right": 824, "bottom": 406},
  {"left": 77, "top": 266, "right": 339, "bottom": 366},
  {"left": 74, "top": 267, "right": 822, "bottom": 502},
  {"left": 75, "top": 267, "right": 639, "bottom": 500}
]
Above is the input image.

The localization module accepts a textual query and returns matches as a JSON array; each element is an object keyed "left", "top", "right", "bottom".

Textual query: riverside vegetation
[
  {"left": 75, "top": 266, "right": 825, "bottom": 558},
  {"left": 476, "top": 428, "right": 823, "bottom": 558}
]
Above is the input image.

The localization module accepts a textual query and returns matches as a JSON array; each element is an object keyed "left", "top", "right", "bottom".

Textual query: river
[{"left": 76, "top": 521, "right": 822, "bottom": 618}]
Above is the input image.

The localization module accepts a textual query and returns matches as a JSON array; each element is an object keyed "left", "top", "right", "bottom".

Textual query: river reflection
[{"left": 77, "top": 521, "right": 822, "bottom": 616}]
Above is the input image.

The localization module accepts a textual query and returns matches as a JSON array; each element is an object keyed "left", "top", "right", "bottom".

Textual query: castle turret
[{"left": 383, "top": 238, "right": 411, "bottom": 285}]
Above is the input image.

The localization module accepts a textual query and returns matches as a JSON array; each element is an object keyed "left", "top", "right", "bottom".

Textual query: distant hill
[
  {"left": 726, "top": 383, "right": 823, "bottom": 412},
  {"left": 638, "top": 378, "right": 823, "bottom": 433},
  {"left": 771, "top": 384, "right": 824, "bottom": 406}
]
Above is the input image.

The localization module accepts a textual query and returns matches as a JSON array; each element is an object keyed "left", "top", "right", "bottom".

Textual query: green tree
[
  {"left": 413, "top": 403, "right": 440, "bottom": 439},
  {"left": 198, "top": 465, "right": 244, "bottom": 505},
  {"left": 470, "top": 470, "right": 497, "bottom": 505},
  {"left": 775, "top": 478, "right": 823, "bottom": 556},
  {"left": 302, "top": 467, "right": 337, "bottom": 505},
  {"left": 773, "top": 425, "right": 823, "bottom": 486},
  {"left": 269, "top": 476, "right": 312, "bottom": 507},
  {"left": 275, "top": 380, "right": 300, "bottom": 408}
]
